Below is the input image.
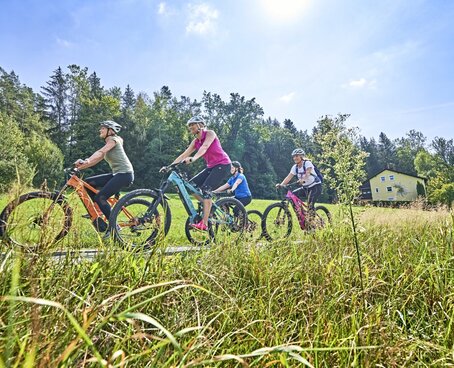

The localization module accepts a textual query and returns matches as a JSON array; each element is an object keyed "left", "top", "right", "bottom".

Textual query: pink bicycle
[{"left": 261, "top": 182, "right": 331, "bottom": 241}]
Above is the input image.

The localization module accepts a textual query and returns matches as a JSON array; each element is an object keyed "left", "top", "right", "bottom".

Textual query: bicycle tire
[
  {"left": 245, "top": 209, "right": 263, "bottom": 241},
  {"left": 109, "top": 189, "right": 171, "bottom": 249},
  {"left": 312, "top": 205, "right": 332, "bottom": 230},
  {"left": 185, "top": 197, "right": 247, "bottom": 245},
  {"left": 211, "top": 197, "right": 247, "bottom": 243},
  {"left": 184, "top": 215, "right": 215, "bottom": 246},
  {"left": 0, "top": 191, "right": 72, "bottom": 247},
  {"left": 261, "top": 202, "right": 293, "bottom": 242}
]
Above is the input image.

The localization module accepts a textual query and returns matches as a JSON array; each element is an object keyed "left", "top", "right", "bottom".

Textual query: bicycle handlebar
[
  {"left": 212, "top": 191, "right": 231, "bottom": 198},
  {"left": 64, "top": 167, "right": 81, "bottom": 176},
  {"left": 161, "top": 161, "right": 186, "bottom": 173},
  {"left": 278, "top": 181, "right": 301, "bottom": 190}
]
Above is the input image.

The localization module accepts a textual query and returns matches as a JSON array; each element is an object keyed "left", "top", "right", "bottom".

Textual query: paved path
[
  {"left": 0, "top": 245, "right": 203, "bottom": 263},
  {"left": 53, "top": 245, "right": 201, "bottom": 258}
]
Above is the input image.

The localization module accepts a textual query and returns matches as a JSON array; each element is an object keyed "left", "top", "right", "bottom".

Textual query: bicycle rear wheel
[
  {"left": 0, "top": 191, "right": 72, "bottom": 248},
  {"left": 245, "top": 210, "right": 263, "bottom": 241},
  {"left": 261, "top": 202, "right": 293, "bottom": 242},
  {"left": 211, "top": 197, "right": 247, "bottom": 244},
  {"left": 312, "top": 205, "right": 332, "bottom": 229},
  {"left": 109, "top": 189, "right": 171, "bottom": 249}
]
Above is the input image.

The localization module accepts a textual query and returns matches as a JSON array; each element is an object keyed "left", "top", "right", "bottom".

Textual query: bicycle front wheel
[
  {"left": 109, "top": 189, "right": 171, "bottom": 249},
  {"left": 261, "top": 202, "right": 293, "bottom": 242},
  {"left": 185, "top": 214, "right": 215, "bottom": 246},
  {"left": 0, "top": 191, "right": 72, "bottom": 248}
]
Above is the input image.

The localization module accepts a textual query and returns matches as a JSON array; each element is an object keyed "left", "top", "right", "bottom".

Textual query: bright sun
[{"left": 259, "top": 0, "right": 312, "bottom": 23}]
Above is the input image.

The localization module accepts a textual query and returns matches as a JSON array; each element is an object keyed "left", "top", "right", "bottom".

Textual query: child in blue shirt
[{"left": 214, "top": 161, "right": 252, "bottom": 207}]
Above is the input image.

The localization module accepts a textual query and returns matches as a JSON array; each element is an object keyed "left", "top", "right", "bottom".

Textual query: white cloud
[
  {"left": 258, "top": 0, "right": 312, "bottom": 23},
  {"left": 279, "top": 92, "right": 296, "bottom": 103},
  {"left": 186, "top": 3, "right": 219, "bottom": 36},
  {"left": 56, "top": 37, "right": 73, "bottom": 48},
  {"left": 344, "top": 78, "right": 376, "bottom": 89},
  {"left": 349, "top": 78, "right": 367, "bottom": 87},
  {"left": 157, "top": 2, "right": 167, "bottom": 15}
]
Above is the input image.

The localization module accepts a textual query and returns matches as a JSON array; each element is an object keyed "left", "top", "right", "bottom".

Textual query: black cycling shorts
[
  {"left": 190, "top": 164, "right": 231, "bottom": 197},
  {"left": 293, "top": 184, "right": 322, "bottom": 210}
]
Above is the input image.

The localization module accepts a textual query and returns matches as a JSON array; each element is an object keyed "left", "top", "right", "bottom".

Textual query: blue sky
[{"left": 1, "top": 0, "right": 453, "bottom": 141}]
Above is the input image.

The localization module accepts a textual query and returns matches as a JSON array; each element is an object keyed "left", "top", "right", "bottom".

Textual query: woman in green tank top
[{"left": 74, "top": 120, "right": 134, "bottom": 223}]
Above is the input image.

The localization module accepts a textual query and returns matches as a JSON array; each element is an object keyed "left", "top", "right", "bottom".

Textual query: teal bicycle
[{"left": 108, "top": 162, "right": 247, "bottom": 248}]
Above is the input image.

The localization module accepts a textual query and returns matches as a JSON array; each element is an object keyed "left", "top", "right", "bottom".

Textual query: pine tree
[
  {"left": 41, "top": 67, "right": 68, "bottom": 137},
  {"left": 378, "top": 132, "right": 396, "bottom": 170},
  {"left": 283, "top": 118, "right": 297, "bottom": 134},
  {"left": 122, "top": 84, "right": 136, "bottom": 111}
]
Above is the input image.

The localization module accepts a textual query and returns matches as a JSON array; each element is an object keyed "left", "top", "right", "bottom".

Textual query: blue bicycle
[{"left": 108, "top": 162, "right": 247, "bottom": 248}]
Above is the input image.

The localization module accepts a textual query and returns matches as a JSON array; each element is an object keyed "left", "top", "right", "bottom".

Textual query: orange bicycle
[{"left": 0, "top": 168, "right": 148, "bottom": 247}]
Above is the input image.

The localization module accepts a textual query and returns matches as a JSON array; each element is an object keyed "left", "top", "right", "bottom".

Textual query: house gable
[{"left": 367, "top": 169, "right": 426, "bottom": 202}]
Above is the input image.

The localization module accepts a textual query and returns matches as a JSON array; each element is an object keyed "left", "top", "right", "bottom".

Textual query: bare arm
[
  {"left": 230, "top": 178, "right": 243, "bottom": 192},
  {"left": 213, "top": 182, "right": 231, "bottom": 193},
  {"left": 191, "top": 130, "right": 216, "bottom": 162},
  {"left": 76, "top": 139, "right": 116, "bottom": 170},
  {"left": 299, "top": 167, "right": 313, "bottom": 183},
  {"left": 277, "top": 173, "right": 295, "bottom": 187},
  {"left": 172, "top": 140, "right": 196, "bottom": 164}
]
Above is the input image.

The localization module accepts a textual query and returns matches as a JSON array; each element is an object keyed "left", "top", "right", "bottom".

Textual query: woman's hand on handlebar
[
  {"left": 160, "top": 161, "right": 185, "bottom": 173},
  {"left": 74, "top": 159, "right": 88, "bottom": 169}
]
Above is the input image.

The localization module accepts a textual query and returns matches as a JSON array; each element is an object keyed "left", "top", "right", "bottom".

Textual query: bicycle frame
[
  {"left": 146, "top": 165, "right": 234, "bottom": 226},
  {"left": 169, "top": 171, "right": 203, "bottom": 222},
  {"left": 62, "top": 172, "right": 126, "bottom": 222},
  {"left": 283, "top": 186, "right": 310, "bottom": 230}
]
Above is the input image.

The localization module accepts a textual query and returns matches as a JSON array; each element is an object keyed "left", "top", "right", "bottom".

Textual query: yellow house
[{"left": 362, "top": 169, "right": 426, "bottom": 202}]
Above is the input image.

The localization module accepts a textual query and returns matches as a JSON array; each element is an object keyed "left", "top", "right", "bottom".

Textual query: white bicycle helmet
[
  {"left": 291, "top": 148, "right": 305, "bottom": 156},
  {"left": 186, "top": 115, "right": 206, "bottom": 126},
  {"left": 100, "top": 120, "right": 122, "bottom": 133}
]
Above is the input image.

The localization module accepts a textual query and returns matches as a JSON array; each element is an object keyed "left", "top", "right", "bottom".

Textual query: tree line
[{"left": 1, "top": 65, "right": 453, "bottom": 205}]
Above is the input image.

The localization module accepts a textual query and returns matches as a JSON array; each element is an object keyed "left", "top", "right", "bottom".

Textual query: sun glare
[{"left": 259, "top": 0, "right": 312, "bottom": 23}]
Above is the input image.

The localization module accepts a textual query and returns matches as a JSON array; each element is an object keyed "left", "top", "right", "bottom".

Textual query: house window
[
  {"left": 387, "top": 186, "right": 393, "bottom": 192},
  {"left": 388, "top": 197, "right": 394, "bottom": 201},
  {"left": 389, "top": 175, "right": 394, "bottom": 180},
  {"left": 375, "top": 188, "right": 379, "bottom": 193},
  {"left": 380, "top": 176, "right": 386, "bottom": 182}
]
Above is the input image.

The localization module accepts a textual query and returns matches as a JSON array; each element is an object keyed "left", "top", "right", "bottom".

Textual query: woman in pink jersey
[{"left": 166, "top": 115, "right": 231, "bottom": 231}]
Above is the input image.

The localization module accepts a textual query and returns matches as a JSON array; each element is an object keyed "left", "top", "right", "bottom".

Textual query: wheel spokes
[
  {"left": 113, "top": 198, "right": 165, "bottom": 247},
  {"left": 4, "top": 197, "right": 67, "bottom": 247}
]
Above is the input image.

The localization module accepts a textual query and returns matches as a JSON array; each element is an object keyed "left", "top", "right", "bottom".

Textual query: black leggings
[
  {"left": 236, "top": 196, "right": 252, "bottom": 207},
  {"left": 86, "top": 172, "right": 134, "bottom": 219},
  {"left": 234, "top": 196, "right": 251, "bottom": 216},
  {"left": 190, "top": 164, "right": 231, "bottom": 198},
  {"left": 293, "top": 184, "right": 322, "bottom": 211}
]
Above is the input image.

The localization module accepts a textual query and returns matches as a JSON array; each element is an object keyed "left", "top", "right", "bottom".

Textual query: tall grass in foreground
[{"left": 0, "top": 206, "right": 453, "bottom": 367}]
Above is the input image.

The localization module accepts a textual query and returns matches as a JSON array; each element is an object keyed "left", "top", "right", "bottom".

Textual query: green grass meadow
[{"left": 0, "top": 189, "right": 453, "bottom": 367}]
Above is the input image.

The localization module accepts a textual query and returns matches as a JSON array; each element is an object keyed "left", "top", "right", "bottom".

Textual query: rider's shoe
[
  {"left": 82, "top": 214, "right": 91, "bottom": 219},
  {"left": 191, "top": 220, "right": 208, "bottom": 231}
]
